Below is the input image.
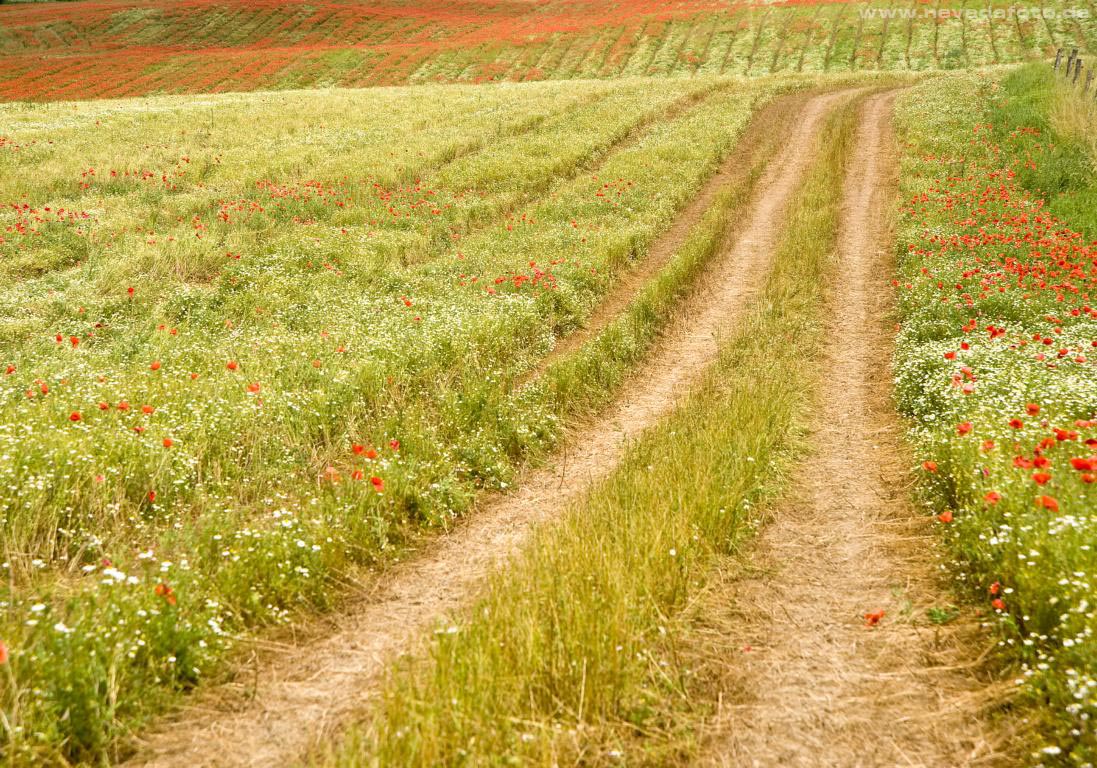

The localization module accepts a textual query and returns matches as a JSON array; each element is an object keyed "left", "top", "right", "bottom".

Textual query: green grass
[
  {"left": 321, "top": 93, "right": 862, "bottom": 767},
  {"left": 0, "top": 74, "right": 822, "bottom": 765},
  {"left": 987, "top": 64, "right": 1097, "bottom": 238},
  {"left": 894, "top": 65, "right": 1097, "bottom": 764}
]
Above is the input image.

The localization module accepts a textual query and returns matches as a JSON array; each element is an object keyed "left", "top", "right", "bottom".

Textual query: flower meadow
[
  {"left": 0, "top": 74, "right": 831, "bottom": 763},
  {"left": 895, "top": 68, "right": 1097, "bottom": 764},
  {"left": 0, "top": 0, "right": 1093, "bottom": 101}
]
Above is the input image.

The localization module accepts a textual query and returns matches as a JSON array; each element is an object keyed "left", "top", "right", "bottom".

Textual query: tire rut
[{"left": 121, "top": 89, "right": 857, "bottom": 768}]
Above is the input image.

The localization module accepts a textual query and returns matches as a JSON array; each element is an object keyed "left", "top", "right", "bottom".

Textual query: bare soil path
[
  {"left": 122, "top": 89, "right": 855, "bottom": 768},
  {"left": 701, "top": 93, "right": 1012, "bottom": 767}
]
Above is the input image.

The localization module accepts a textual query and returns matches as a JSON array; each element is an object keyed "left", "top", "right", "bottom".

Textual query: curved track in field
[
  {"left": 701, "top": 93, "right": 1012, "bottom": 767},
  {"left": 122, "top": 89, "right": 857, "bottom": 768}
]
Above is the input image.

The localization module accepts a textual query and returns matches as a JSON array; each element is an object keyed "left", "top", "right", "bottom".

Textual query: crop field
[
  {"left": 1, "top": 0, "right": 1097, "bottom": 100},
  {"left": 2, "top": 0, "right": 1097, "bottom": 767}
]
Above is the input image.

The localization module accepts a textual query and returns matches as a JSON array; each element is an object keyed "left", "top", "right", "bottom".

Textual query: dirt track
[
  {"left": 701, "top": 92, "right": 1011, "bottom": 767},
  {"left": 122, "top": 90, "right": 855, "bottom": 768}
]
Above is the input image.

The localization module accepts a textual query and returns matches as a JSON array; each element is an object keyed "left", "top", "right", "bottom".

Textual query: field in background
[{"left": 0, "top": 0, "right": 1095, "bottom": 100}]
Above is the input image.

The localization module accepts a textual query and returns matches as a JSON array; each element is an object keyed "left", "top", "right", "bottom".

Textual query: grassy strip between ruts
[
  {"left": 319, "top": 95, "right": 864, "bottom": 767},
  {"left": 0, "top": 85, "right": 806, "bottom": 765}
]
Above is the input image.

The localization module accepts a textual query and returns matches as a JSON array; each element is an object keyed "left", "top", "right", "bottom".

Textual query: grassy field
[
  {"left": 895, "top": 65, "right": 1097, "bottom": 763},
  {"left": 1, "top": 0, "right": 1095, "bottom": 100},
  {"left": 0, "top": 72, "right": 849, "bottom": 763}
]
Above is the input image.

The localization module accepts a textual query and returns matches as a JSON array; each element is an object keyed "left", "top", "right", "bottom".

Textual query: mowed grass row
[
  {"left": 319, "top": 94, "right": 862, "bottom": 768},
  {"left": 0, "top": 0, "right": 1092, "bottom": 100},
  {"left": 0, "top": 75, "right": 834, "bottom": 764},
  {"left": 0, "top": 0, "right": 1094, "bottom": 100},
  {"left": 893, "top": 67, "right": 1097, "bottom": 763}
]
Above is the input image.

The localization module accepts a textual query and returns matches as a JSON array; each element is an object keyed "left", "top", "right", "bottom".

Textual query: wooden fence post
[
  {"left": 1075, "top": 59, "right": 1083, "bottom": 84},
  {"left": 1067, "top": 48, "right": 1078, "bottom": 76},
  {"left": 1055, "top": 48, "right": 1063, "bottom": 70},
  {"left": 1086, "top": 70, "right": 1094, "bottom": 94}
]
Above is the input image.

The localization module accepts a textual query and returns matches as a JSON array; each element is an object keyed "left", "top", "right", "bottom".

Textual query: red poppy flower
[
  {"left": 370, "top": 476, "right": 384, "bottom": 491},
  {"left": 922, "top": 460, "right": 938, "bottom": 473},
  {"left": 117, "top": 401, "right": 130, "bottom": 411},
  {"left": 864, "top": 610, "right": 885, "bottom": 627},
  {"left": 246, "top": 382, "right": 260, "bottom": 393},
  {"left": 984, "top": 491, "right": 1002, "bottom": 504},
  {"left": 1035, "top": 495, "right": 1059, "bottom": 512},
  {"left": 154, "top": 583, "right": 177, "bottom": 607},
  {"left": 991, "top": 598, "right": 1005, "bottom": 611},
  {"left": 1009, "top": 418, "right": 1024, "bottom": 429},
  {"left": 1032, "top": 472, "right": 1052, "bottom": 485},
  {"left": 226, "top": 360, "right": 238, "bottom": 371},
  {"left": 147, "top": 490, "right": 157, "bottom": 502},
  {"left": 69, "top": 411, "right": 81, "bottom": 422},
  {"left": 141, "top": 404, "right": 154, "bottom": 414},
  {"left": 937, "top": 510, "right": 953, "bottom": 523},
  {"left": 1026, "top": 403, "right": 1040, "bottom": 416},
  {"left": 150, "top": 361, "right": 161, "bottom": 371},
  {"left": 1070, "top": 458, "right": 1094, "bottom": 471},
  {"left": 0, "top": 640, "right": 7, "bottom": 665},
  {"left": 957, "top": 422, "right": 973, "bottom": 436},
  {"left": 162, "top": 438, "right": 173, "bottom": 448}
]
